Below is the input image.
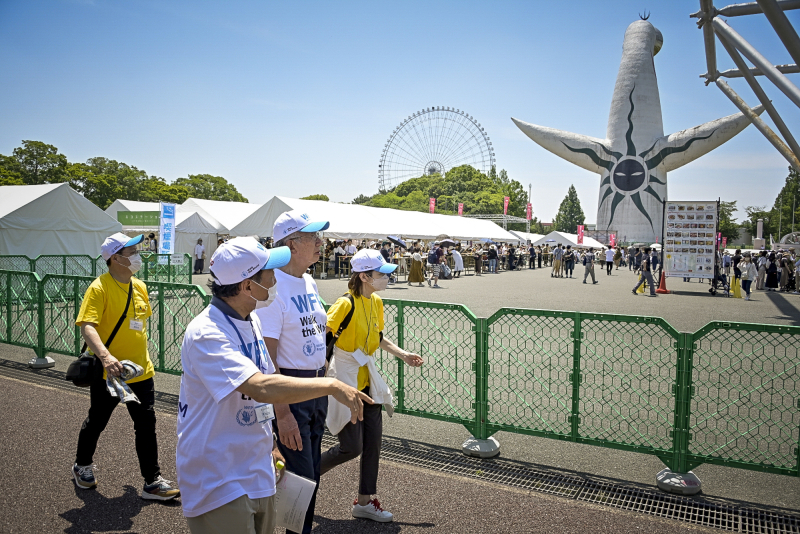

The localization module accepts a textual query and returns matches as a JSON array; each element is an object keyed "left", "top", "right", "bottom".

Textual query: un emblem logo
[{"left": 303, "top": 341, "right": 316, "bottom": 357}]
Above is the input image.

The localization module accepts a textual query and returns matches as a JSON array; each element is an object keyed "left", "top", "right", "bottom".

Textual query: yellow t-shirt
[
  {"left": 326, "top": 290, "right": 384, "bottom": 391},
  {"left": 75, "top": 272, "right": 154, "bottom": 383}
]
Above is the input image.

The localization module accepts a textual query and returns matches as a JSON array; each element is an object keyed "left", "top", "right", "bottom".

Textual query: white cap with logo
[
  {"left": 101, "top": 232, "right": 144, "bottom": 261},
  {"left": 272, "top": 210, "right": 330, "bottom": 241},
  {"left": 350, "top": 249, "right": 398, "bottom": 274},
  {"left": 209, "top": 237, "right": 292, "bottom": 285}
]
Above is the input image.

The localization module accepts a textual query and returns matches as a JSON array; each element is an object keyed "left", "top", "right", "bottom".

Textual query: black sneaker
[
  {"left": 72, "top": 463, "right": 97, "bottom": 490},
  {"left": 142, "top": 475, "right": 180, "bottom": 501}
]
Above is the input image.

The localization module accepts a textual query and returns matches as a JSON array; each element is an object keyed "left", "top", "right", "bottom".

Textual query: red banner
[
  {"left": 526, "top": 203, "right": 532, "bottom": 221},
  {"left": 722, "top": 237, "right": 728, "bottom": 249},
  {"left": 609, "top": 233, "right": 616, "bottom": 247},
  {"left": 503, "top": 196, "right": 509, "bottom": 215},
  {"left": 429, "top": 198, "right": 435, "bottom": 214},
  {"left": 717, "top": 232, "right": 722, "bottom": 243},
  {"left": 458, "top": 203, "right": 463, "bottom": 216},
  {"left": 577, "top": 225, "right": 584, "bottom": 245}
]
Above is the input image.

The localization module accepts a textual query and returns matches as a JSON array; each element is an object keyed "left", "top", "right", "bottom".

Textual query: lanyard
[{"left": 223, "top": 313, "right": 264, "bottom": 370}]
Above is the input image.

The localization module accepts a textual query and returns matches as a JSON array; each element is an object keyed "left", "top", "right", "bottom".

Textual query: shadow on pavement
[
  {"left": 763, "top": 291, "right": 800, "bottom": 326},
  {"left": 314, "top": 514, "right": 435, "bottom": 533},
  {"left": 60, "top": 484, "right": 180, "bottom": 534}
]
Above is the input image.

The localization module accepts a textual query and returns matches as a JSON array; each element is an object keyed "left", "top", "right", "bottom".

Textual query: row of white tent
[{"left": 0, "top": 183, "right": 611, "bottom": 258}]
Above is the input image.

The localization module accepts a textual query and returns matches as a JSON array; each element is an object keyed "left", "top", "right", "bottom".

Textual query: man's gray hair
[{"left": 274, "top": 230, "right": 303, "bottom": 249}]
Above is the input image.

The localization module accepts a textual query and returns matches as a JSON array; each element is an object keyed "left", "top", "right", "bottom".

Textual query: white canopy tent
[
  {"left": 256, "top": 196, "right": 520, "bottom": 242},
  {"left": 181, "top": 198, "right": 260, "bottom": 235},
  {"left": 531, "top": 230, "right": 605, "bottom": 249},
  {"left": 105, "top": 199, "right": 220, "bottom": 258},
  {"left": 509, "top": 230, "right": 545, "bottom": 244},
  {"left": 0, "top": 183, "right": 122, "bottom": 256}
]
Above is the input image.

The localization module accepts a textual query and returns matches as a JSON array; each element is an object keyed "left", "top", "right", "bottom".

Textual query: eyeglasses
[{"left": 290, "top": 231, "right": 323, "bottom": 242}]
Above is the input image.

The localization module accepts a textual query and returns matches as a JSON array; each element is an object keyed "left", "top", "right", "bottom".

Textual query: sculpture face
[{"left": 612, "top": 157, "right": 647, "bottom": 192}]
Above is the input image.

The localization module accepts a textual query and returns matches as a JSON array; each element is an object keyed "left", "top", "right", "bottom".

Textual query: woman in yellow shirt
[{"left": 321, "top": 249, "right": 423, "bottom": 523}]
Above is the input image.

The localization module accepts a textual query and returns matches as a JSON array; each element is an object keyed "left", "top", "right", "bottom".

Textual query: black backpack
[{"left": 427, "top": 249, "right": 438, "bottom": 264}]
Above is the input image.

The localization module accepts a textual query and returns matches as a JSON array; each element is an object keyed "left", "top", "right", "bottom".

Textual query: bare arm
[
  {"left": 79, "top": 323, "right": 124, "bottom": 377},
  {"left": 379, "top": 336, "right": 423, "bottom": 367},
  {"left": 236, "top": 373, "right": 373, "bottom": 424}
]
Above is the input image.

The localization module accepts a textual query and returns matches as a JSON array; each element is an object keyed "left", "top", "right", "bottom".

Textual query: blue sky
[{"left": 1, "top": 0, "right": 798, "bottom": 223}]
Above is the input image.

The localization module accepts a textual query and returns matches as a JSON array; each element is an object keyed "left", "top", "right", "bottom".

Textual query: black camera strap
[{"left": 81, "top": 282, "right": 133, "bottom": 354}]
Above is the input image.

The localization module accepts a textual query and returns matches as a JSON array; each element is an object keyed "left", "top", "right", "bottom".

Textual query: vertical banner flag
[
  {"left": 503, "top": 196, "right": 509, "bottom": 215},
  {"left": 722, "top": 237, "right": 728, "bottom": 249},
  {"left": 158, "top": 202, "right": 176, "bottom": 255},
  {"left": 526, "top": 203, "right": 532, "bottom": 221},
  {"left": 577, "top": 225, "right": 584, "bottom": 245},
  {"left": 429, "top": 198, "right": 435, "bottom": 214},
  {"left": 717, "top": 232, "right": 722, "bottom": 244},
  {"left": 609, "top": 233, "right": 616, "bottom": 247},
  {"left": 458, "top": 203, "right": 463, "bottom": 216}
]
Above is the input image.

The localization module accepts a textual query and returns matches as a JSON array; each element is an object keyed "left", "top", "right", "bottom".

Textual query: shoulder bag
[{"left": 66, "top": 282, "right": 133, "bottom": 387}]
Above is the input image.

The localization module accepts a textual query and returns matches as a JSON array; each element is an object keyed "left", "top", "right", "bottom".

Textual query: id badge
[
  {"left": 254, "top": 403, "right": 275, "bottom": 424},
  {"left": 129, "top": 319, "right": 144, "bottom": 331}
]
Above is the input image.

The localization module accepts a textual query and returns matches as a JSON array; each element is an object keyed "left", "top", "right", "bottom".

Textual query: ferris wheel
[{"left": 378, "top": 106, "right": 495, "bottom": 191}]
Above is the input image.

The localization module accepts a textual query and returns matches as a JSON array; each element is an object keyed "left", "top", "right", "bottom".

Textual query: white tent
[
  {"left": 509, "top": 230, "right": 545, "bottom": 244},
  {"left": 531, "top": 230, "right": 605, "bottom": 249},
  {"left": 181, "top": 198, "right": 261, "bottom": 235},
  {"left": 256, "top": 196, "right": 520, "bottom": 242},
  {"left": 105, "top": 199, "right": 220, "bottom": 259},
  {"left": 0, "top": 183, "right": 122, "bottom": 256}
]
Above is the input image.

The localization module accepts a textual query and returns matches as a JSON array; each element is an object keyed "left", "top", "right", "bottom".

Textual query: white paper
[{"left": 274, "top": 470, "right": 317, "bottom": 532}]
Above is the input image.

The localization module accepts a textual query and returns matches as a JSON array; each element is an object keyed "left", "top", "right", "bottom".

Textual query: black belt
[{"left": 280, "top": 366, "right": 326, "bottom": 378}]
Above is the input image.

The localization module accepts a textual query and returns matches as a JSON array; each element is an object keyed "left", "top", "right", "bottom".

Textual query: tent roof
[
  {"left": 0, "top": 183, "right": 64, "bottom": 218},
  {"left": 0, "top": 184, "right": 121, "bottom": 232},
  {"left": 509, "top": 230, "right": 545, "bottom": 243},
  {"left": 105, "top": 199, "right": 219, "bottom": 232},
  {"left": 182, "top": 198, "right": 260, "bottom": 233},
  {"left": 259, "top": 196, "right": 520, "bottom": 242},
  {"left": 531, "top": 230, "right": 605, "bottom": 248}
]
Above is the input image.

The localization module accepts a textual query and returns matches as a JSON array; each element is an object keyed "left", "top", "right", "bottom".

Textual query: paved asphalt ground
[{"left": 0, "top": 264, "right": 797, "bottom": 532}]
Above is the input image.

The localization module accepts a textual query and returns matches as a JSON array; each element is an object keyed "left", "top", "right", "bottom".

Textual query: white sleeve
[
  {"left": 187, "top": 329, "right": 260, "bottom": 404},
  {"left": 256, "top": 298, "right": 285, "bottom": 340}
]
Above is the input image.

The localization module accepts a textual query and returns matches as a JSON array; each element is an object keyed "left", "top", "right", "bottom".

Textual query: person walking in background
[
  {"left": 632, "top": 247, "right": 657, "bottom": 297},
  {"left": 408, "top": 247, "right": 425, "bottom": 286},
  {"left": 427, "top": 242, "right": 444, "bottom": 287},
  {"left": 537, "top": 245, "right": 543, "bottom": 268},
  {"left": 473, "top": 245, "right": 483, "bottom": 276},
  {"left": 765, "top": 252, "right": 779, "bottom": 292},
  {"left": 756, "top": 250, "right": 768, "bottom": 290},
  {"left": 451, "top": 246, "right": 464, "bottom": 278},
  {"left": 322, "top": 250, "right": 423, "bottom": 523},
  {"left": 528, "top": 243, "right": 536, "bottom": 269},
  {"left": 551, "top": 244, "right": 563, "bottom": 278},
  {"left": 740, "top": 253, "right": 756, "bottom": 300},
  {"left": 627, "top": 245, "right": 635, "bottom": 271},
  {"left": 582, "top": 247, "right": 597, "bottom": 284},
  {"left": 507, "top": 243, "right": 516, "bottom": 271},
  {"left": 605, "top": 246, "right": 615, "bottom": 275},
  {"left": 72, "top": 233, "right": 179, "bottom": 501},
  {"left": 148, "top": 232, "right": 158, "bottom": 253},
  {"left": 193, "top": 238, "right": 205, "bottom": 275},
  {"left": 487, "top": 244, "right": 498, "bottom": 274},
  {"left": 614, "top": 247, "right": 622, "bottom": 270},
  {"left": 563, "top": 245, "right": 575, "bottom": 278}
]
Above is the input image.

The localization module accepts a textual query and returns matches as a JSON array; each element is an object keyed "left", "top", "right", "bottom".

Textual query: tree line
[{"left": 0, "top": 140, "right": 247, "bottom": 209}]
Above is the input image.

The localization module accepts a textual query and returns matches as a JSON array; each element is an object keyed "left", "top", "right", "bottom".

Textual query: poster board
[{"left": 664, "top": 201, "right": 718, "bottom": 279}]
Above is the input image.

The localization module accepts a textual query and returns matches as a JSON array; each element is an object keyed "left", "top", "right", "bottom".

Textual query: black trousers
[
  {"left": 529, "top": 256, "right": 535, "bottom": 269},
  {"left": 320, "top": 388, "right": 382, "bottom": 496},
  {"left": 538, "top": 255, "right": 542, "bottom": 268},
  {"left": 607, "top": 262, "right": 613, "bottom": 275},
  {"left": 194, "top": 258, "right": 204, "bottom": 273},
  {"left": 75, "top": 374, "right": 161, "bottom": 483}
]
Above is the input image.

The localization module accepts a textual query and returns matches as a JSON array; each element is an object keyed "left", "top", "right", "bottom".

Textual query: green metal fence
[
  {"left": 1, "top": 271, "right": 798, "bottom": 479},
  {"left": 0, "top": 254, "right": 192, "bottom": 284}
]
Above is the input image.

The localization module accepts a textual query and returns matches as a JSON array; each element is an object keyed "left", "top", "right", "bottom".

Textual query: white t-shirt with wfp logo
[
  {"left": 256, "top": 269, "right": 327, "bottom": 370},
  {"left": 177, "top": 304, "right": 276, "bottom": 518}
]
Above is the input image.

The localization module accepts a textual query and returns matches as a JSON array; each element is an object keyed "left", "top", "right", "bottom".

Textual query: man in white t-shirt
[
  {"left": 193, "top": 239, "right": 206, "bottom": 274},
  {"left": 345, "top": 240, "right": 357, "bottom": 256},
  {"left": 604, "top": 246, "right": 615, "bottom": 276},
  {"left": 255, "top": 210, "right": 331, "bottom": 534},
  {"left": 177, "top": 237, "right": 371, "bottom": 534}
]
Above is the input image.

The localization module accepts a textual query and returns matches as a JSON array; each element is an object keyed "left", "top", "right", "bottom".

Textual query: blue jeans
[
  {"left": 272, "top": 394, "right": 328, "bottom": 534},
  {"left": 488, "top": 259, "right": 497, "bottom": 273}
]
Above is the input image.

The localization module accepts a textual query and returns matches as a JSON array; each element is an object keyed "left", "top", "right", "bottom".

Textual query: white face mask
[
  {"left": 251, "top": 279, "right": 278, "bottom": 309},
  {"left": 126, "top": 253, "right": 142, "bottom": 274},
  {"left": 367, "top": 273, "right": 389, "bottom": 291}
]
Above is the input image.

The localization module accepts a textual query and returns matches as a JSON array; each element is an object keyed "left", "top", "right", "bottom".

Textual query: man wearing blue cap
[
  {"left": 73, "top": 232, "right": 179, "bottom": 500},
  {"left": 177, "top": 237, "right": 371, "bottom": 533},
  {"left": 256, "top": 210, "right": 331, "bottom": 534}
]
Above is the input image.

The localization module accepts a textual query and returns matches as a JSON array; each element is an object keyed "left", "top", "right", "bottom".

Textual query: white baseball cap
[
  {"left": 350, "top": 249, "right": 398, "bottom": 274},
  {"left": 273, "top": 209, "right": 330, "bottom": 241},
  {"left": 209, "top": 237, "right": 292, "bottom": 285},
  {"left": 101, "top": 232, "right": 144, "bottom": 261}
]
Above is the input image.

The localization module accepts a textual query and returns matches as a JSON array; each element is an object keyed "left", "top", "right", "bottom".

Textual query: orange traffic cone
[{"left": 656, "top": 272, "right": 670, "bottom": 294}]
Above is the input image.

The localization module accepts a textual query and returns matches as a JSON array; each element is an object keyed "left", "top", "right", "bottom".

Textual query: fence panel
[
  {"left": 0, "top": 270, "right": 40, "bottom": 352},
  {"left": 146, "top": 281, "right": 210, "bottom": 375},
  {"left": 380, "top": 300, "right": 478, "bottom": 431},
  {"left": 688, "top": 322, "right": 800, "bottom": 476},
  {"left": 0, "top": 256, "right": 33, "bottom": 272},
  {"left": 485, "top": 309, "right": 575, "bottom": 440},
  {"left": 577, "top": 314, "right": 679, "bottom": 456},
  {"left": 95, "top": 256, "right": 108, "bottom": 277},
  {"left": 40, "top": 274, "right": 94, "bottom": 356},
  {"left": 32, "top": 255, "right": 95, "bottom": 278},
  {"left": 141, "top": 253, "right": 192, "bottom": 284}
]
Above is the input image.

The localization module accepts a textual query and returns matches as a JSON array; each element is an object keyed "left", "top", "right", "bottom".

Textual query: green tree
[
  {"left": 301, "top": 194, "right": 329, "bottom": 201},
  {"left": 718, "top": 200, "right": 740, "bottom": 243},
  {"left": 741, "top": 167, "right": 800, "bottom": 241},
  {"left": 174, "top": 174, "right": 248, "bottom": 202},
  {"left": 0, "top": 154, "right": 24, "bottom": 185},
  {"left": 10, "top": 140, "right": 68, "bottom": 185},
  {"left": 552, "top": 185, "right": 585, "bottom": 233},
  {"left": 352, "top": 194, "right": 373, "bottom": 205}
]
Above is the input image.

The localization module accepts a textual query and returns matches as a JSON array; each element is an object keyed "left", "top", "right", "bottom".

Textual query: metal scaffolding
[
  {"left": 464, "top": 213, "right": 530, "bottom": 232},
  {"left": 692, "top": 0, "right": 800, "bottom": 171}
]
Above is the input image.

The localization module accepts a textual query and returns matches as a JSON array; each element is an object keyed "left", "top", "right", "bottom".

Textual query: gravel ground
[{"left": 0, "top": 375, "right": 720, "bottom": 534}]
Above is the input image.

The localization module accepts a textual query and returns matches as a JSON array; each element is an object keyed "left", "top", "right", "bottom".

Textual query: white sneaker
[{"left": 353, "top": 499, "right": 393, "bottom": 522}]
